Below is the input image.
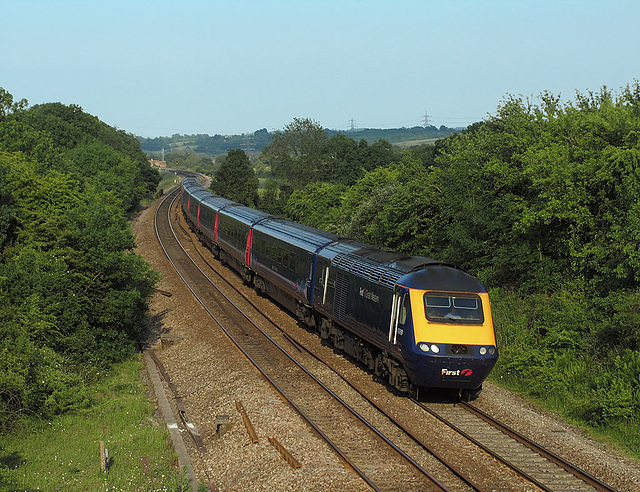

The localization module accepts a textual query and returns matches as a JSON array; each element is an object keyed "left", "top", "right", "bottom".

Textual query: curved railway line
[
  {"left": 152, "top": 186, "right": 620, "bottom": 491},
  {"left": 156, "top": 189, "right": 452, "bottom": 491}
]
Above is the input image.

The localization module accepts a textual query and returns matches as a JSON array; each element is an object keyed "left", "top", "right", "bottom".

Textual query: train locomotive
[{"left": 181, "top": 176, "right": 498, "bottom": 400}]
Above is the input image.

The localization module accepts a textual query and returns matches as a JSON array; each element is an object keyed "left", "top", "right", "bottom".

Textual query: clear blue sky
[{"left": 2, "top": 0, "right": 638, "bottom": 137}]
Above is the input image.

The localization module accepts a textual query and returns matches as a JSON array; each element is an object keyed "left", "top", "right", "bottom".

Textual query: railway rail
[
  {"left": 416, "top": 400, "right": 616, "bottom": 492},
  {"left": 155, "top": 185, "right": 620, "bottom": 492},
  {"left": 155, "top": 188, "right": 453, "bottom": 491}
]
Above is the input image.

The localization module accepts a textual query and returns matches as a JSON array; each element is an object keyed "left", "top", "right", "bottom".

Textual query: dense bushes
[
  {"left": 425, "top": 88, "right": 640, "bottom": 441},
  {"left": 0, "top": 90, "right": 160, "bottom": 430},
  {"left": 269, "top": 85, "right": 640, "bottom": 451}
]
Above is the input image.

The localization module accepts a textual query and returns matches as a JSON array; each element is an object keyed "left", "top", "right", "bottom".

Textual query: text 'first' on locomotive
[{"left": 180, "top": 176, "right": 498, "bottom": 401}]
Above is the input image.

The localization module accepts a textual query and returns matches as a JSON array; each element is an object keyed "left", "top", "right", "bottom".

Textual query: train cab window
[{"left": 424, "top": 293, "right": 483, "bottom": 324}]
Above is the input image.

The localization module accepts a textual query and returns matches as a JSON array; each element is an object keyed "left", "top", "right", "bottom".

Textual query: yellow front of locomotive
[{"left": 399, "top": 266, "right": 498, "bottom": 393}]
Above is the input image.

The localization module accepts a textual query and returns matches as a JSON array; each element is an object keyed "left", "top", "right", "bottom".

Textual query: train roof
[
  {"left": 399, "top": 265, "right": 487, "bottom": 293},
  {"left": 182, "top": 178, "right": 210, "bottom": 201},
  {"left": 200, "top": 194, "right": 237, "bottom": 212},
  {"left": 181, "top": 176, "right": 201, "bottom": 190},
  {"left": 219, "top": 204, "right": 273, "bottom": 226},
  {"left": 183, "top": 179, "right": 263, "bottom": 218},
  {"left": 319, "top": 239, "right": 439, "bottom": 270},
  {"left": 318, "top": 239, "right": 484, "bottom": 292},
  {"left": 189, "top": 188, "right": 213, "bottom": 202},
  {"left": 317, "top": 240, "right": 424, "bottom": 288},
  {"left": 253, "top": 218, "right": 340, "bottom": 253}
]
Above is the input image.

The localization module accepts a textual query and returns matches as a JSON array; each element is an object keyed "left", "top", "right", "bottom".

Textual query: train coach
[{"left": 180, "top": 177, "right": 498, "bottom": 400}]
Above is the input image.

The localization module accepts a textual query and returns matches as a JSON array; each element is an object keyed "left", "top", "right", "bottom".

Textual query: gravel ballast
[{"left": 133, "top": 195, "right": 640, "bottom": 491}]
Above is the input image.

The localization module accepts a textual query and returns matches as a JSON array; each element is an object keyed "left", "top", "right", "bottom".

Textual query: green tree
[
  {"left": 19, "top": 102, "right": 160, "bottom": 204},
  {"left": 362, "top": 138, "right": 398, "bottom": 172},
  {"left": 262, "top": 117, "right": 328, "bottom": 187},
  {"left": 259, "top": 180, "right": 292, "bottom": 215},
  {"left": 65, "top": 141, "right": 140, "bottom": 210},
  {"left": 338, "top": 155, "right": 438, "bottom": 252},
  {"left": 211, "top": 148, "right": 259, "bottom": 206},
  {"left": 0, "top": 88, "right": 28, "bottom": 121},
  {"left": 0, "top": 90, "right": 159, "bottom": 429},
  {"left": 0, "top": 158, "right": 16, "bottom": 250},
  {"left": 286, "top": 182, "right": 346, "bottom": 233},
  {"left": 321, "top": 133, "right": 365, "bottom": 185},
  {"left": 339, "top": 163, "right": 403, "bottom": 244}
]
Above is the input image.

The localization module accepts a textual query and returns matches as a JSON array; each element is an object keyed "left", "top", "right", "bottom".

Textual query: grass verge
[{"left": 0, "top": 355, "right": 183, "bottom": 491}]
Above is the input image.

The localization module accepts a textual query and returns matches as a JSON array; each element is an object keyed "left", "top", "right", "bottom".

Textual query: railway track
[
  {"left": 417, "top": 400, "right": 616, "bottom": 492},
  {"left": 155, "top": 189, "right": 454, "bottom": 491},
  {"left": 156, "top": 186, "right": 620, "bottom": 492}
]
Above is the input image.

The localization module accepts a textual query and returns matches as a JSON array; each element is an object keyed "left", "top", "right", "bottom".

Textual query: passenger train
[{"left": 180, "top": 176, "right": 498, "bottom": 400}]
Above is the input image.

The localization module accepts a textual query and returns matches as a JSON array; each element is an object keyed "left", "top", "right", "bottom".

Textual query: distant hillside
[
  {"left": 138, "top": 125, "right": 460, "bottom": 157},
  {"left": 328, "top": 125, "right": 460, "bottom": 144},
  {"left": 138, "top": 128, "right": 271, "bottom": 157}
]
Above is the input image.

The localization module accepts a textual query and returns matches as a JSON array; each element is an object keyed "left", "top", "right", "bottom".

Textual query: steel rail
[
  {"left": 175, "top": 208, "right": 485, "bottom": 491},
  {"left": 169, "top": 186, "right": 620, "bottom": 492},
  {"left": 415, "top": 399, "right": 553, "bottom": 491},
  {"left": 416, "top": 399, "right": 617, "bottom": 492},
  {"left": 155, "top": 189, "right": 449, "bottom": 492},
  {"left": 461, "top": 402, "right": 617, "bottom": 492}
]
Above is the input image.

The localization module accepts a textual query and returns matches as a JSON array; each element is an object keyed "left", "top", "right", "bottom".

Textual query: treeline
[
  {"left": 138, "top": 125, "right": 456, "bottom": 157},
  {"left": 209, "top": 118, "right": 403, "bottom": 210},
  {"left": 0, "top": 89, "right": 160, "bottom": 430},
  {"left": 254, "top": 88, "right": 640, "bottom": 452}
]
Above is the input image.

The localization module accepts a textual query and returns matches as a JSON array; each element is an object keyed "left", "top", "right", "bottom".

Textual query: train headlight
[
  {"left": 418, "top": 343, "right": 441, "bottom": 354},
  {"left": 479, "top": 347, "right": 487, "bottom": 355},
  {"left": 488, "top": 346, "right": 496, "bottom": 355}
]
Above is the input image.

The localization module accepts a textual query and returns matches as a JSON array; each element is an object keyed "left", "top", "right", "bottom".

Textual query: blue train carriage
[
  {"left": 180, "top": 176, "right": 193, "bottom": 211},
  {"left": 216, "top": 204, "right": 272, "bottom": 281},
  {"left": 197, "top": 194, "right": 237, "bottom": 251},
  {"left": 313, "top": 240, "right": 413, "bottom": 386},
  {"left": 314, "top": 240, "right": 498, "bottom": 400},
  {"left": 181, "top": 178, "right": 237, "bottom": 251},
  {"left": 250, "top": 218, "right": 340, "bottom": 316},
  {"left": 181, "top": 177, "right": 210, "bottom": 226}
]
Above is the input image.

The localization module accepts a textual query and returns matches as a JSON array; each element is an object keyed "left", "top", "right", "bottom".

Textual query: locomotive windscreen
[{"left": 424, "top": 293, "right": 484, "bottom": 324}]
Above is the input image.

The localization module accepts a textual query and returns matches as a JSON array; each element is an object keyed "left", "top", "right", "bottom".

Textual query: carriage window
[{"left": 424, "top": 293, "right": 483, "bottom": 324}]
